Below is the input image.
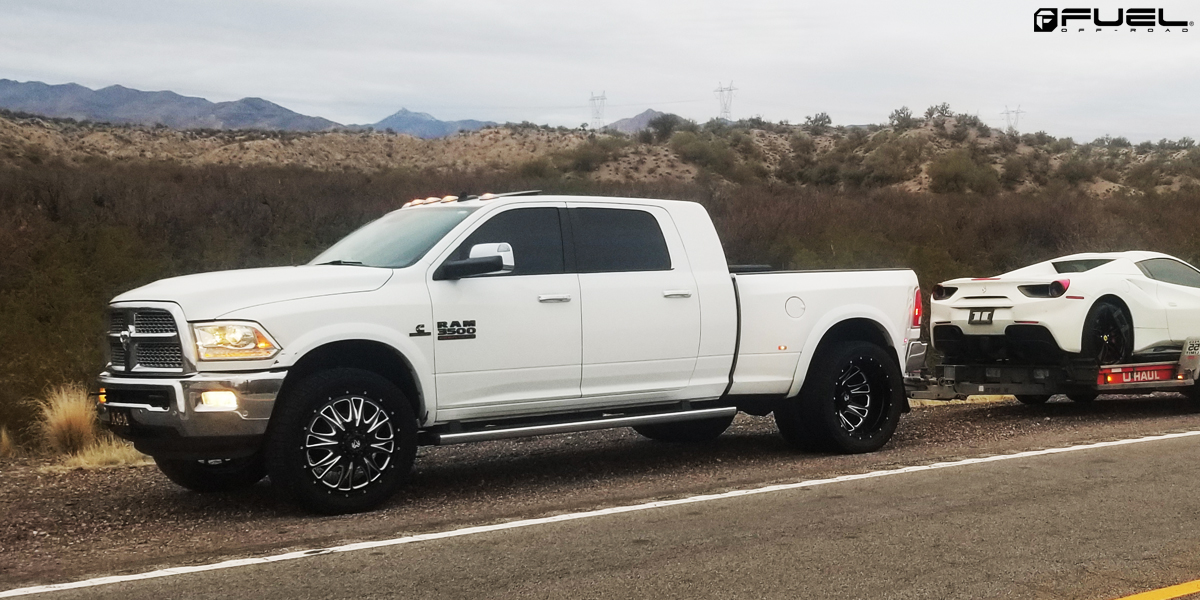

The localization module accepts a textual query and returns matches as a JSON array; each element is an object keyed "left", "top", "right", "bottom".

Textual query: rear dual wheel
[{"left": 775, "top": 341, "right": 904, "bottom": 454}]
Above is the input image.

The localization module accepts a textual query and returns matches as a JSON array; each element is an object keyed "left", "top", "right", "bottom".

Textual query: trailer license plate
[{"left": 968, "top": 309, "right": 995, "bottom": 325}]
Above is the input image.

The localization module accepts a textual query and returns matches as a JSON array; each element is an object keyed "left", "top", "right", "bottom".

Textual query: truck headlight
[{"left": 192, "top": 322, "right": 280, "bottom": 361}]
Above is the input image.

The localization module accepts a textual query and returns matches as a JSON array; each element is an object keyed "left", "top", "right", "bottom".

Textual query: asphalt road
[{"left": 21, "top": 428, "right": 1200, "bottom": 600}]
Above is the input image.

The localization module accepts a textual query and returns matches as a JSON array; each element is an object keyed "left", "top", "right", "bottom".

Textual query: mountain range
[
  {"left": 605, "top": 109, "right": 669, "bottom": 134},
  {"left": 0, "top": 79, "right": 499, "bottom": 138}
]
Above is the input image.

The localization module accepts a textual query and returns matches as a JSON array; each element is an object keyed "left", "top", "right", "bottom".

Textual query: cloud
[{"left": 0, "top": 0, "right": 1197, "bottom": 140}]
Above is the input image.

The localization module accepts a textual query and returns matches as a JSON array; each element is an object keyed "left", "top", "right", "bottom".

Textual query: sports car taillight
[
  {"left": 913, "top": 288, "right": 923, "bottom": 328},
  {"left": 932, "top": 285, "right": 957, "bottom": 300},
  {"left": 1049, "top": 279, "right": 1070, "bottom": 297},
  {"left": 1019, "top": 279, "right": 1071, "bottom": 298}
]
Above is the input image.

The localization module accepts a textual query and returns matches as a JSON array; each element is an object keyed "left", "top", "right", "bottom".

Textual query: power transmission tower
[
  {"left": 1000, "top": 105, "right": 1026, "bottom": 132},
  {"left": 714, "top": 82, "right": 737, "bottom": 121},
  {"left": 589, "top": 92, "right": 607, "bottom": 130}
]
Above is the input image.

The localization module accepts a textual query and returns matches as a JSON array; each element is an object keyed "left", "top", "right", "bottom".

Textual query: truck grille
[
  {"left": 133, "top": 310, "right": 177, "bottom": 334},
  {"left": 106, "top": 307, "right": 188, "bottom": 374}
]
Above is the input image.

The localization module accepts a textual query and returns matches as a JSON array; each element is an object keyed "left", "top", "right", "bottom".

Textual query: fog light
[
  {"left": 97, "top": 387, "right": 106, "bottom": 404},
  {"left": 199, "top": 390, "right": 238, "bottom": 411}
]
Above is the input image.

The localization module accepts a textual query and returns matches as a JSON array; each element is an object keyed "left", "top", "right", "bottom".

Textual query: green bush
[
  {"left": 804, "top": 112, "right": 832, "bottom": 135},
  {"left": 1055, "top": 159, "right": 1096, "bottom": 186},
  {"left": 889, "top": 106, "right": 920, "bottom": 132},
  {"left": 928, "top": 150, "right": 999, "bottom": 194},
  {"left": 1001, "top": 155, "right": 1028, "bottom": 188},
  {"left": 863, "top": 137, "right": 927, "bottom": 186}
]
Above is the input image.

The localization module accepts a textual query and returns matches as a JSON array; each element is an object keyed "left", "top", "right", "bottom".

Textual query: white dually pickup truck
[{"left": 97, "top": 193, "right": 925, "bottom": 513}]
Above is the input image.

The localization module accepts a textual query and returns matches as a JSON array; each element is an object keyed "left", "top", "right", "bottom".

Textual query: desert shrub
[
  {"left": 1179, "top": 137, "right": 1196, "bottom": 149},
  {"left": 804, "top": 112, "right": 832, "bottom": 135},
  {"left": 39, "top": 383, "right": 95, "bottom": 455},
  {"left": 889, "top": 106, "right": 920, "bottom": 131},
  {"left": 863, "top": 137, "right": 927, "bottom": 186},
  {"left": 928, "top": 150, "right": 999, "bottom": 194},
  {"left": 558, "top": 136, "right": 628, "bottom": 172},
  {"left": 790, "top": 133, "right": 816, "bottom": 157},
  {"left": 1055, "top": 159, "right": 1096, "bottom": 186},
  {"left": 1135, "top": 141, "right": 1155, "bottom": 154},
  {"left": 1001, "top": 155, "right": 1028, "bottom": 188},
  {"left": 1098, "top": 168, "right": 1122, "bottom": 183},
  {"left": 0, "top": 426, "right": 14, "bottom": 458},
  {"left": 1049, "top": 137, "right": 1076, "bottom": 153},
  {"left": 669, "top": 131, "right": 742, "bottom": 180},
  {"left": 648, "top": 114, "right": 686, "bottom": 143},
  {"left": 1126, "top": 162, "right": 1162, "bottom": 190},
  {"left": 61, "top": 434, "right": 147, "bottom": 468},
  {"left": 517, "top": 157, "right": 556, "bottom": 178},
  {"left": 1021, "top": 131, "right": 1056, "bottom": 147},
  {"left": 925, "top": 103, "right": 952, "bottom": 119},
  {"left": 636, "top": 129, "right": 653, "bottom": 144}
]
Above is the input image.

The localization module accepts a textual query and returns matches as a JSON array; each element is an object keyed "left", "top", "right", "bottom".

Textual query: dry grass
[
  {"left": 56, "top": 434, "right": 150, "bottom": 470},
  {"left": 910, "top": 395, "right": 1015, "bottom": 408},
  {"left": 0, "top": 425, "right": 15, "bottom": 458},
  {"left": 39, "top": 383, "right": 96, "bottom": 455}
]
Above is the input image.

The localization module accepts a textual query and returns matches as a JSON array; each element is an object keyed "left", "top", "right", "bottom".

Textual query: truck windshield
[{"left": 310, "top": 206, "right": 478, "bottom": 268}]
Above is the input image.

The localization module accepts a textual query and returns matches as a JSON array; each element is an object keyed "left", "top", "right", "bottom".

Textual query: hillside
[
  {"left": 0, "top": 80, "right": 339, "bottom": 131},
  {"left": 1, "top": 107, "right": 1196, "bottom": 197},
  {"left": 369, "top": 108, "right": 496, "bottom": 139}
]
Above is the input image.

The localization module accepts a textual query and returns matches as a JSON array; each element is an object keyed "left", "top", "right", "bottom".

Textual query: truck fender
[{"left": 786, "top": 305, "right": 903, "bottom": 398}]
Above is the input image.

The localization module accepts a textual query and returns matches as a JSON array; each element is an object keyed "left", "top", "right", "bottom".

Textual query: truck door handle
[
  {"left": 538, "top": 294, "right": 572, "bottom": 303},
  {"left": 663, "top": 290, "right": 693, "bottom": 298}
]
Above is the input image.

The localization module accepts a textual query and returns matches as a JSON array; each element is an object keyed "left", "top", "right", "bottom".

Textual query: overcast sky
[{"left": 1, "top": 0, "right": 1198, "bottom": 141}]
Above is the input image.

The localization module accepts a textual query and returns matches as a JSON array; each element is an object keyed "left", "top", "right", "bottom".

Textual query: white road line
[{"left": 5, "top": 429, "right": 1200, "bottom": 597}]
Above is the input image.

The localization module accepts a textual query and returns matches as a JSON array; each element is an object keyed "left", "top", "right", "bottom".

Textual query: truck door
[
  {"left": 428, "top": 203, "right": 582, "bottom": 418},
  {"left": 570, "top": 205, "right": 701, "bottom": 397}
]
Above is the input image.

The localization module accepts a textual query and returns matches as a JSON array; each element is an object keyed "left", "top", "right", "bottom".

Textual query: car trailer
[{"left": 907, "top": 338, "right": 1200, "bottom": 402}]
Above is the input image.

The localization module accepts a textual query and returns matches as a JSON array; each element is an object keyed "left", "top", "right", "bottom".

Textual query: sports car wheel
[
  {"left": 267, "top": 368, "right": 417, "bottom": 515},
  {"left": 1081, "top": 301, "right": 1133, "bottom": 366},
  {"left": 775, "top": 341, "right": 904, "bottom": 454}
]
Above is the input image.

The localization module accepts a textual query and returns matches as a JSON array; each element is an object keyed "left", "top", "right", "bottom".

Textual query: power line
[
  {"left": 589, "top": 91, "right": 606, "bottom": 129},
  {"left": 1000, "top": 105, "right": 1026, "bottom": 132},
  {"left": 714, "top": 82, "right": 737, "bottom": 121}
]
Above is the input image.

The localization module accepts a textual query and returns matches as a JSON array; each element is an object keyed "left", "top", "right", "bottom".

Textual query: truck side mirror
[
  {"left": 468, "top": 243, "right": 515, "bottom": 272},
  {"left": 434, "top": 243, "right": 516, "bottom": 280}
]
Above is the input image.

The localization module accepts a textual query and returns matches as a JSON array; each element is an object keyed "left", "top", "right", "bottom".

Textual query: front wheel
[
  {"left": 266, "top": 368, "right": 417, "bottom": 515},
  {"left": 155, "top": 455, "right": 266, "bottom": 493},
  {"left": 633, "top": 415, "right": 735, "bottom": 443},
  {"left": 774, "top": 341, "right": 904, "bottom": 454}
]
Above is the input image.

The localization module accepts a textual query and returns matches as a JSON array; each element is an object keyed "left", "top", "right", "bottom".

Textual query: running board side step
[{"left": 431, "top": 407, "right": 738, "bottom": 446}]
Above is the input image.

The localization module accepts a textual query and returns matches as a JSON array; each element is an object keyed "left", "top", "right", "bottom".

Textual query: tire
[
  {"left": 633, "top": 414, "right": 735, "bottom": 443},
  {"left": 266, "top": 368, "right": 418, "bottom": 515},
  {"left": 1080, "top": 301, "right": 1133, "bottom": 366},
  {"left": 1066, "top": 393, "right": 1097, "bottom": 403},
  {"left": 154, "top": 455, "right": 266, "bottom": 493},
  {"left": 1015, "top": 395, "right": 1051, "bottom": 405},
  {"left": 774, "top": 341, "right": 904, "bottom": 454}
]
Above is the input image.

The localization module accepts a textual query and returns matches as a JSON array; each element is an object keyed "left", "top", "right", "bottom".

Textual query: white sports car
[{"left": 930, "top": 251, "right": 1200, "bottom": 368}]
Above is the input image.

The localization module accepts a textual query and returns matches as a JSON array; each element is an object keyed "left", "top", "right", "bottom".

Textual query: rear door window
[{"left": 569, "top": 208, "right": 671, "bottom": 273}]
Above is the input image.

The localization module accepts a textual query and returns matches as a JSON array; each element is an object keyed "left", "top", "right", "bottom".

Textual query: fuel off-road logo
[{"left": 1034, "top": 8, "right": 1191, "bottom": 32}]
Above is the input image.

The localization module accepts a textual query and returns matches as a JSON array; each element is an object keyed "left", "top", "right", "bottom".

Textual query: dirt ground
[{"left": 2, "top": 394, "right": 1199, "bottom": 589}]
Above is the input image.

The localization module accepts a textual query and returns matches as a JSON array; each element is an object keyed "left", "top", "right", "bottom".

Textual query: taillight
[
  {"left": 932, "top": 285, "right": 957, "bottom": 301},
  {"left": 912, "top": 288, "right": 923, "bottom": 328},
  {"left": 1049, "top": 279, "right": 1070, "bottom": 298}
]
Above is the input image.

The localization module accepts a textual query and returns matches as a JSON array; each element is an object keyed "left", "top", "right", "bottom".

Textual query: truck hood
[{"left": 112, "top": 265, "right": 394, "bottom": 320}]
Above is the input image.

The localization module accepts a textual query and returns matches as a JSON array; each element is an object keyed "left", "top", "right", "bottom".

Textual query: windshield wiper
[{"left": 315, "top": 260, "right": 365, "bottom": 266}]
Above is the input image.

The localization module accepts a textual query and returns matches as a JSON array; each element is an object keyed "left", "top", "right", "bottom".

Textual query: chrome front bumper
[{"left": 97, "top": 370, "right": 286, "bottom": 459}]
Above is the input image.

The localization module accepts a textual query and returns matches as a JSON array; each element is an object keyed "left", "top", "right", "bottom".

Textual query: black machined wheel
[
  {"left": 304, "top": 395, "right": 397, "bottom": 493},
  {"left": 775, "top": 341, "right": 904, "bottom": 454},
  {"left": 155, "top": 455, "right": 266, "bottom": 493},
  {"left": 1081, "top": 301, "right": 1133, "bottom": 366},
  {"left": 267, "top": 368, "right": 417, "bottom": 515}
]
